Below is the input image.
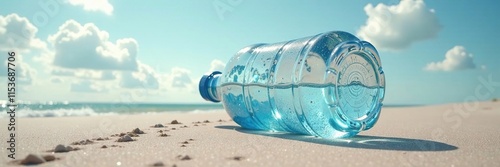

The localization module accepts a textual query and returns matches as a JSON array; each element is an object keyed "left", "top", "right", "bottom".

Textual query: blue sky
[{"left": 0, "top": 0, "right": 499, "bottom": 105}]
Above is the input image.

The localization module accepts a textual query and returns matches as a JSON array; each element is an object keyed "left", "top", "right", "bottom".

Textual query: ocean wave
[
  {"left": 0, "top": 107, "right": 225, "bottom": 118},
  {"left": 185, "top": 109, "right": 225, "bottom": 114},
  {"left": 0, "top": 107, "right": 117, "bottom": 118}
]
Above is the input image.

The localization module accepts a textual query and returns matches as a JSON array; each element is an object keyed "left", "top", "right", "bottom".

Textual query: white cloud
[
  {"left": 0, "top": 14, "right": 49, "bottom": 88},
  {"left": 50, "top": 77, "right": 63, "bottom": 83},
  {"left": 357, "top": 0, "right": 440, "bottom": 50},
  {"left": 209, "top": 59, "right": 226, "bottom": 72},
  {"left": 68, "top": 0, "right": 113, "bottom": 15},
  {"left": 0, "top": 14, "right": 46, "bottom": 52},
  {"left": 167, "top": 67, "right": 193, "bottom": 89},
  {"left": 17, "top": 61, "right": 36, "bottom": 85},
  {"left": 70, "top": 80, "right": 107, "bottom": 92},
  {"left": 119, "top": 63, "right": 160, "bottom": 89},
  {"left": 50, "top": 68, "right": 74, "bottom": 76},
  {"left": 1, "top": 55, "right": 36, "bottom": 85},
  {"left": 45, "top": 20, "right": 168, "bottom": 92},
  {"left": 51, "top": 68, "right": 116, "bottom": 80},
  {"left": 48, "top": 20, "right": 139, "bottom": 71},
  {"left": 425, "top": 46, "right": 476, "bottom": 71},
  {"left": 152, "top": 67, "right": 197, "bottom": 97}
]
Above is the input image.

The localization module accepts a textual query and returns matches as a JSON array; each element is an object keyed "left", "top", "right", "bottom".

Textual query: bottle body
[{"left": 200, "top": 31, "right": 385, "bottom": 138}]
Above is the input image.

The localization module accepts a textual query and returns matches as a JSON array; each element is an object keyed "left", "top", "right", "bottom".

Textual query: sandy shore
[{"left": 1, "top": 102, "right": 499, "bottom": 167}]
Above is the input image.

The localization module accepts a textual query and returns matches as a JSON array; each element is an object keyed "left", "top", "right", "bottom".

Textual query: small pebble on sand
[
  {"left": 180, "top": 145, "right": 186, "bottom": 147},
  {"left": 43, "top": 155, "right": 56, "bottom": 161},
  {"left": 151, "top": 161, "right": 165, "bottom": 166},
  {"left": 71, "top": 139, "right": 94, "bottom": 145},
  {"left": 188, "top": 139, "right": 194, "bottom": 141},
  {"left": 171, "top": 128, "right": 176, "bottom": 130},
  {"left": 230, "top": 156, "right": 245, "bottom": 161},
  {"left": 159, "top": 133, "right": 170, "bottom": 137},
  {"left": 177, "top": 155, "right": 192, "bottom": 161},
  {"left": 153, "top": 123, "right": 165, "bottom": 128},
  {"left": 181, "top": 141, "right": 189, "bottom": 144},
  {"left": 203, "top": 120, "right": 210, "bottom": 123},
  {"left": 20, "top": 154, "right": 46, "bottom": 165},
  {"left": 118, "top": 132, "right": 139, "bottom": 137},
  {"left": 54, "top": 144, "right": 67, "bottom": 152},
  {"left": 132, "top": 128, "right": 145, "bottom": 134},
  {"left": 116, "top": 135, "right": 134, "bottom": 142},
  {"left": 101, "top": 145, "right": 108, "bottom": 148},
  {"left": 94, "top": 137, "right": 110, "bottom": 141},
  {"left": 181, "top": 125, "right": 188, "bottom": 128},
  {"left": 170, "top": 120, "right": 181, "bottom": 124},
  {"left": 53, "top": 144, "right": 75, "bottom": 153}
]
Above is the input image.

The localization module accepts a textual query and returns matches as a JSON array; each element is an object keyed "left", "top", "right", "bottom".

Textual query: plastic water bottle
[{"left": 199, "top": 31, "right": 385, "bottom": 138}]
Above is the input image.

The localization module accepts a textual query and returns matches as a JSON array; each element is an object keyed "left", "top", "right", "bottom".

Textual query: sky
[{"left": 0, "top": 0, "right": 499, "bottom": 105}]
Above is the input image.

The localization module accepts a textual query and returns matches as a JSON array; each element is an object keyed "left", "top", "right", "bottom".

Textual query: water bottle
[{"left": 199, "top": 31, "right": 385, "bottom": 138}]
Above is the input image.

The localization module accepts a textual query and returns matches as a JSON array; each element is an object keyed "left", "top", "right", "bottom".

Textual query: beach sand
[{"left": 1, "top": 101, "right": 499, "bottom": 166}]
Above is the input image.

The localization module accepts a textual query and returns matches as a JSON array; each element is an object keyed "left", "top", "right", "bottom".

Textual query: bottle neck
[{"left": 199, "top": 71, "right": 222, "bottom": 102}]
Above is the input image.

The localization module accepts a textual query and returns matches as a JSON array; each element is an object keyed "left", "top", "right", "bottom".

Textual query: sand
[{"left": 1, "top": 101, "right": 499, "bottom": 166}]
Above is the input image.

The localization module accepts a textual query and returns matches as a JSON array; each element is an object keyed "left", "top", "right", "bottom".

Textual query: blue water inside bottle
[{"left": 199, "top": 31, "right": 385, "bottom": 139}]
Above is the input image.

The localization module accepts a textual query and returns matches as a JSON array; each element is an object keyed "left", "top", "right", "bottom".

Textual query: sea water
[{"left": 0, "top": 103, "right": 223, "bottom": 118}]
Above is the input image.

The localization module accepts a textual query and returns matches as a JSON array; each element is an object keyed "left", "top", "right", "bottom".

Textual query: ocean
[
  {"left": 0, "top": 102, "right": 415, "bottom": 118},
  {"left": 0, "top": 102, "right": 224, "bottom": 118}
]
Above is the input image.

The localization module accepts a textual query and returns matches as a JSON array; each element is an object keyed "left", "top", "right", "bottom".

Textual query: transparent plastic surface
[{"left": 199, "top": 31, "right": 385, "bottom": 138}]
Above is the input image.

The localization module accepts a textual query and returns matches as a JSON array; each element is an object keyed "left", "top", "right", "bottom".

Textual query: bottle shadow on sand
[{"left": 215, "top": 125, "right": 458, "bottom": 152}]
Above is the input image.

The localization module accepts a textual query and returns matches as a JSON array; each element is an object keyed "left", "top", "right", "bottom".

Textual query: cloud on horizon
[
  {"left": 51, "top": 68, "right": 116, "bottom": 80},
  {"left": 209, "top": 59, "right": 225, "bottom": 72},
  {"left": 67, "top": 0, "right": 114, "bottom": 15},
  {"left": 70, "top": 80, "right": 107, "bottom": 92},
  {"left": 48, "top": 20, "right": 139, "bottom": 71},
  {"left": 0, "top": 13, "right": 190, "bottom": 95},
  {"left": 119, "top": 63, "right": 160, "bottom": 90},
  {"left": 169, "top": 67, "right": 193, "bottom": 89},
  {"left": 0, "top": 14, "right": 46, "bottom": 52},
  {"left": 425, "top": 46, "right": 477, "bottom": 72},
  {"left": 357, "top": 0, "right": 441, "bottom": 50}
]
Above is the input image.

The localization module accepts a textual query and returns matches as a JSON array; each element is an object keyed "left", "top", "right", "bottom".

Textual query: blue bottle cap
[{"left": 199, "top": 71, "right": 222, "bottom": 102}]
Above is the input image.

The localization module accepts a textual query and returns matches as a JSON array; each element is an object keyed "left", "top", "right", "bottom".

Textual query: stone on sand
[
  {"left": 20, "top": 154, "right": 46, "bottom": 165},
  {"left": 151, "top": 161, "right": 165, "bottom": 166},
  {"left": 154, "top": 124, "right": 164, "bottom": 128},
  {"left": 132, "top": 128, "right": 145, "bottom": 134},
  {"left": 43, "top": 155, "right": 56, "bottom": 161},
  {"left": 54, "top": 144, "right": 68, "bottom": 152},
  {"left": 117, "top": 135, "right": 134, "bottom": 142}
]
